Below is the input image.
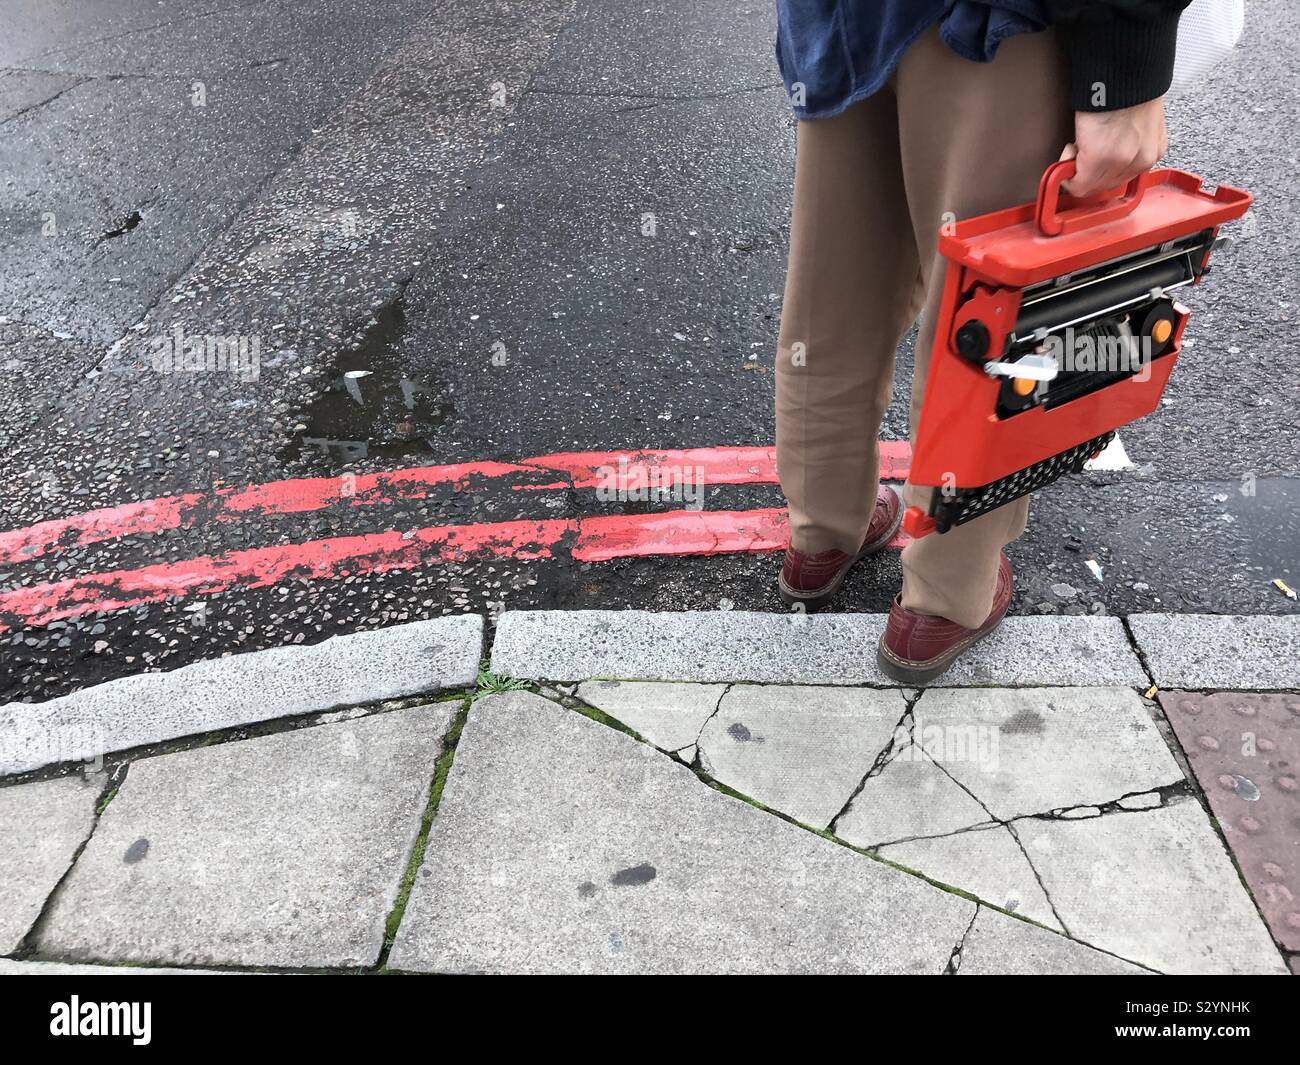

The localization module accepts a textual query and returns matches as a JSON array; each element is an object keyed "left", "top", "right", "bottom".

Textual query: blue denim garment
[{"left": 776, "top": 1, "right": 1049, "bottom": 119}]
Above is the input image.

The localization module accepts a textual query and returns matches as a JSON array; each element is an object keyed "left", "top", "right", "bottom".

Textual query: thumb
[{"left": 1058, "top": 141, "right": 1081, "bottom": 195}]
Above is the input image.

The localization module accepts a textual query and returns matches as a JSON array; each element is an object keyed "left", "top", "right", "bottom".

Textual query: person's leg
[
  {"left": 893, "top": 25, "right": 1073, "bottom": 629},
  {"left": 776, "top": 93, "right": 922, "bottom": 559}
]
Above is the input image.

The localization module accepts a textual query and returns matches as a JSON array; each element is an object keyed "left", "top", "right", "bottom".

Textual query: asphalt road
[{"left": 0, "top": 0, "right": 1296, "bottom": 700}]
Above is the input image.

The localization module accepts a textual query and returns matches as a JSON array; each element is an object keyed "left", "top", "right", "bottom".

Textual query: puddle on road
[{"left": 283, "top": 300, "right": 451, "bottom": 467}]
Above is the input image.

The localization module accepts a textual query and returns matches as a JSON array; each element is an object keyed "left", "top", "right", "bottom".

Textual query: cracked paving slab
[
  {"left": 900, "top": 687, "right": 1185, "bottom": 823},
  {"left": 695, "top": 684, "right": 906, "bottom": 829},
  {"left": 879, "top": 825, "right": 1063, "bottom": 932},
  {"left": 390, "top": 691, "right": 1140, "bottom": 974},
  {"left": 575, "top": 679, "right": 726, "bottom": 753},
  {"left": 37, "top": 703, "right": 456, "bottom": 968},
  {"left": 829, "top": 686, "right": 1279, "bottom": 968},
  {"left": 836, "top": 743, "right": 994, "bottom": 846},
  {"left": 0, "top": 775, "right": 99, "bottom": 953},
  {"left": 389, "top": 690, "right": 978, "bottom": 974},
  {"left": 955, "top": 908, "right": 1149, "bottom": 975},
  {"left": 1160, "top": 690, "right": 1300, "bottom": 952},
  {"left": 1016, "top": 800, "right": 1288, "bottom": 974}
]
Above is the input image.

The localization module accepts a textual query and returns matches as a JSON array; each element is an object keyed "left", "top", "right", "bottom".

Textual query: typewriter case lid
[{"left": 939, "top": 166, "right": 1252, "bottom": 287}]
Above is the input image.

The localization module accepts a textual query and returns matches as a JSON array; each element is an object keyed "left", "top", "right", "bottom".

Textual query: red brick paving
[{"left": 1161, "top": 691, "right": 1300, "bottom": 954}]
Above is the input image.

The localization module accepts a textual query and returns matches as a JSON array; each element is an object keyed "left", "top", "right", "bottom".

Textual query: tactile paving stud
[{"left": 1160, "top": 691, "right": 1300, "bottom": 951}]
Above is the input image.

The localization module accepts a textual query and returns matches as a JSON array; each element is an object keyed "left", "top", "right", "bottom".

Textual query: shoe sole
[
  {"left": 875, "top": 609, "right": 1009, "bottom": 685},
  {"left": 777, "top": 492, "right": 904, "bottom": 613}
]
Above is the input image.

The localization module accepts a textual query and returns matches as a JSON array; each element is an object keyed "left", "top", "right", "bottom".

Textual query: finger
[
  {"left": 1067, "top": 146, "right": 1143, "bottom": 198},
  {"left": 1061, "top": 154, "right": 1105, "bottom": 198}
]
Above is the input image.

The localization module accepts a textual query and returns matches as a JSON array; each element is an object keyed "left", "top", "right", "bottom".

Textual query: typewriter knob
[{"left": 955, "top": 320, "right": 991, "bottom": 363}]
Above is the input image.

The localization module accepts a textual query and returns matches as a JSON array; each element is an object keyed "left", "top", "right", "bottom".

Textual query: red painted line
[
  {"left": 575, "top": 508, "right": 790, "bottom": 561},
  {"left": 0, "top": 494, "right": 203, "bottom": 566},
  {"left": 532, "top": 442, "right": 910, "bottom": 489},
  {"left": 575, "top": 508, "right": 908, "bottom": 562},
  {"left": 0, "top": 443, "right": 913, "bottom": 566},
  {"left": 0, "top": 519, "right": 575, "bottom": 632},
  {"left": 0, "top": 460, "right": 540, "bottom": 566},
  {"left": 0, "top": 508, "right": 908, "bottom": 632}
]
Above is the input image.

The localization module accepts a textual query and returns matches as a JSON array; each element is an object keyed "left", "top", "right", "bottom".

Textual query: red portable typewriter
[{"left": 903, "top": 160, "right": 1252, "bottom": 538}]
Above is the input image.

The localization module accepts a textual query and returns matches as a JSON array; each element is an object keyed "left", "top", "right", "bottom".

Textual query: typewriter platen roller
[{"left": 905, "top": 161, "right": 1252, "bottom": 538}]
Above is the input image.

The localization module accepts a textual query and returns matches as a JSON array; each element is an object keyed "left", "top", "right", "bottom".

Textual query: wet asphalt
[{"left": 0, "top": 0, "right": 1296, "bottom": 700}]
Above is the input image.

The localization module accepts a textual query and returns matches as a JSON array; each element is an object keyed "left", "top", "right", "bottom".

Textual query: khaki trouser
[{"left": 775, "top": 25, "right": 1073, "bottom": 629}]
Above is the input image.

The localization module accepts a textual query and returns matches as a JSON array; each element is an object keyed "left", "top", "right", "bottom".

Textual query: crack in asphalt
[
  {"left": 0, "top": 74, "right": 88, "bottom": 128},
  {"left": 17, "top": 0, "right": 293, "bottom": 66}
]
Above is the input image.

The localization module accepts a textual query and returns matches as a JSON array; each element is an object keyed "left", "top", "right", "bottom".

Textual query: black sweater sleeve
[{"left": 1047, "top": 1, "right": 1191, "bottom": 111}]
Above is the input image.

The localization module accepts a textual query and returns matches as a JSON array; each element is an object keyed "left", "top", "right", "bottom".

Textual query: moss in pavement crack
[
  {"left": 94, "top": 785, "right": 119, "bottom": 816},
  {"left": 380, "top": 699, "right": 469, "bottom": 958}
]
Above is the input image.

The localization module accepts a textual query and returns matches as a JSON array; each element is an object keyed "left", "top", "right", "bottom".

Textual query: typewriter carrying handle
[{"left": 1035, "top": 159, "right": 1148, "bottom": 237}]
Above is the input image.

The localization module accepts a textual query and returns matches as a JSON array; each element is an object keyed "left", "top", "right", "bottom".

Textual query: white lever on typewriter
[{"left": 982, "top": 353, "right": 1059, "bottom": 381}]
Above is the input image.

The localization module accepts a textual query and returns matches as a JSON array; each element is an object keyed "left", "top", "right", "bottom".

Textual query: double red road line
[{"left": 0, "top": 444, "right": 911, "bottom": 632}]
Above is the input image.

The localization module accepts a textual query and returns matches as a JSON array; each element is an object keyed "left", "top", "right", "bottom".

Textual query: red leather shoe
[
  {"left": 877, "top": 553, "right": 1013, "bottom": 684},
  {"left": 778, "top": 485, "right": 902, "bottom": 612}
]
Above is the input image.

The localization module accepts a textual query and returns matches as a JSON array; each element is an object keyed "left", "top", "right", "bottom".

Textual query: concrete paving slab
[
  {"left": 835, "top": 747, "right": 994, "bottom": 847},
  {"left": 575, "top": 680, "right": 725, "bottom": 753},
  {"left": 0, "top": 960, "right": 240, "bottom": 975},
  {"left": 0, "top": 616, "right": 481, "bottom": 775},
  {"left": 879, "top": 825, "right": 1063, "bottom": 931},
  {"left": 0, "top": 776, "right": 99, "bottom": 952},
  {"left": 1160, "top": 690, "right": 1300, "bottom": 951},
  {"left": 956, "top": 908, "right": 1149, "bottom": 975},
  {"left": 910, "top": 687, "right": 1184, "bottom": 821},
  {"left": 38, "top": 704, "right": 456, "bottom": 969},
  {"left": 1129, "top": 614, "right": 1300, "bottom": 689},
  {"left": 1017, "top": 800, "right": 1288, "bottom": 974},
  {"left": 696, "top": 685, "right": 904, "bottom": 828},
  {"left": 390, "top": 691, "right": 975, "bottom": 974},
  {"left": 491, "top": 611, "right": 1147, "bottom": 686}
]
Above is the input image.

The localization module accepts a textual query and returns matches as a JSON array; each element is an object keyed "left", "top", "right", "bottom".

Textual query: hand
[{"left": 1059, "top": 97, "right": 1169, "bottom": 199}]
